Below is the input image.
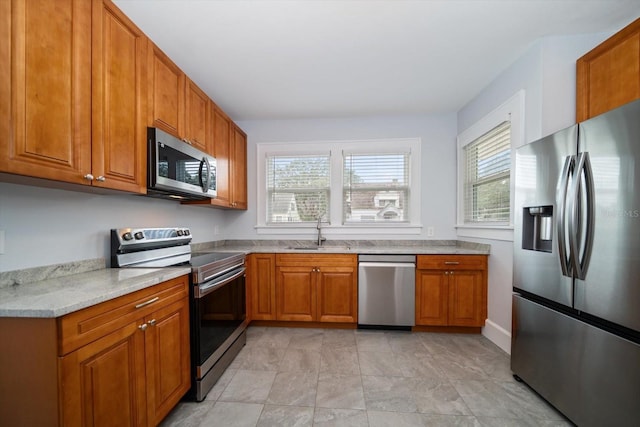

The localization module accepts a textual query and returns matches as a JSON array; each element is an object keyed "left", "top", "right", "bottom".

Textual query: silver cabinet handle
[
  {"left": 444, "top": 261, "right": 459, "bottom": 265},
  {"left": 83, "top": 174, "right": 94, "bottom": 181},
  {"left": 96, "top": 176, "right": 106, "bottom": 182},
  {"left": 148, "top": 319, "right": 156, "bottom": 326},
  {"left": 135, "top": 296, "right": 159, "bottom": 309},
  {"left": 445, "top": 271, "right": 449, "bottom": 275},
  {"left": 138, "top": 323, "right": 148, "bottom": 331}
]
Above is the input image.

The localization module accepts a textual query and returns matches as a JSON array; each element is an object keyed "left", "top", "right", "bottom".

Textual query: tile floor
[{"left": 161, "top": 326, "right": 572, "bottom": 427}]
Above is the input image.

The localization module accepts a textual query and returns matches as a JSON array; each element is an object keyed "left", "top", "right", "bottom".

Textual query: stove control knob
[
  {"left": 176, "top": 229, "right": 184, "bottom": 236},
  {"left": 134, "top": 231, "right": 144, "bottom": 240},
  {"left": 122, "top": 232, "right": 133, "bottom": 241},
  {"left": 184, "top": 229, "right": 190, "bottom": 236}
]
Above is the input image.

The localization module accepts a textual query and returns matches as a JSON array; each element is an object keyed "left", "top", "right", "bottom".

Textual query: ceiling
[{"left": 114, "top": 0, "right": 640, "bottom": 121}]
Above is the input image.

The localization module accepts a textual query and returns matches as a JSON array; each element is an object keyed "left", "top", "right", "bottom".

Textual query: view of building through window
[
  {"left": 463, "top": 121, "right": 511, "bottom": 223},
  {"left": 343, "top": 153, "right": 409, "bottom": 223}
]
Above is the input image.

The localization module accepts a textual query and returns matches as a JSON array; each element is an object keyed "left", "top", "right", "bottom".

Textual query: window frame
[
  {"left": 456, "top": 90, "right": 525, "bottom": 241},
  {"left": 256, "top": 138, "right": 422, "bottom": 236}
]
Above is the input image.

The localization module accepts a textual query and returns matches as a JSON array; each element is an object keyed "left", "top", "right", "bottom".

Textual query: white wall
[
  {"left": 0, "top": 182, "right": 228, "bottom": 271},
  {"left": 456, "top": 32, "right": 610, "bottom": 353},
  {"left": 231, "top": 114, "right": 459, "bottom": 241}
]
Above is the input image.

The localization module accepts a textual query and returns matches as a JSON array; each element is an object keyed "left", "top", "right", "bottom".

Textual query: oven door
[{"left": 192, "top": 265, "right": 246, "bottom": 377}]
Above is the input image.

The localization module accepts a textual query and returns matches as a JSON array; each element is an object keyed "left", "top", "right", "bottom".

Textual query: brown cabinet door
[
  {"left": 148, "top": 41, "right": 184, "bottom": 138},
  {"left": 448, "top": 270, "right": 486, "bottom": 327},
  {"left": 316, "top": 267, "right": 357, "bottom": 323},
  {"left": 577, "top": 18, "right": 640, "bottom": 122},
  {"left": 231, "top": 126, "right": 248, "bottom": 209},
  {"left": 1, "top": 0, "right": 92, "bottom": 184},
  {"left": 185, "top": 78, "right": 210, "bottom": 153},
  {"left": 276, "top": 266, "right": 316, "bottom": 321},
  {"left": 91, "top": 0, "right": 147, "bottom": 193},
  {"left": 144, "top": 298, "right": 191, "bottom": 426},
  {"left": 1, "top": 0, "right": 10, "bottom": 157},
  {"left": 211, "top": 107, "right": 232, "bottom": 207},
  {"left": 415, "top": 270, "right": 449, "bottom": 326},
  {"left": 248, "top": 254, "right": 277, "bottom": 320},
  {"left": 59, "top": 321, "right": 147, "bottom": 427}
]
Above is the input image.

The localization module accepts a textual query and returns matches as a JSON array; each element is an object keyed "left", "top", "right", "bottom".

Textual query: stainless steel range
[{"left": 111, "top": 227, "right": 248, "bottom": 401}]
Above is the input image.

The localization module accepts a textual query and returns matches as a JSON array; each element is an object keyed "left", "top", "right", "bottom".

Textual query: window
[
  {"left": 456, "top": 90, "right": 524, "bottom": 240},
  {"left": 256, "top": 139, "right": 422, "bottom": 235},
  {"left": 343, "top": 153, "right": 409, "bottom": 223},
  {"left": 463, "top": 121, "right": 511, "bottom": 223},
  {"left": 266, "top": 154, "right": 330, "bottom": 224}
]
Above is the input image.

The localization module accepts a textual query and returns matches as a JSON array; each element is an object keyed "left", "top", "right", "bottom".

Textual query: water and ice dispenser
[{"left": 522, "top": 206, "right": 553, "bottom": 252}]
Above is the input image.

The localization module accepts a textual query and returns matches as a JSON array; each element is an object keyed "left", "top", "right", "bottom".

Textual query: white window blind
[
  {"left": 463, "top": 121, "right": 511, "bottom": 223},
  {"left": 266, "top": 154, "right": 330, "bottom": 224},
  {"left": 343, "top": 152, "right": 410, "bottom": 223}
]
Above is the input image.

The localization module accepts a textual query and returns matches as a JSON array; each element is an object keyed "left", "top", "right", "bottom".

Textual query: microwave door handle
[{"left": 198, "top": 157, "right": 211, "bottom": 193}]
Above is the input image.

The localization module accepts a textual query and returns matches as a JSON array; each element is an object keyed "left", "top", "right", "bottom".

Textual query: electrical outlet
[{"left": 427, "top": 226, "right": 435, "bottom": 237}]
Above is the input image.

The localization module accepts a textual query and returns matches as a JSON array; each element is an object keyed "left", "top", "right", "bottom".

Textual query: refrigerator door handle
[
  {"left": 557, "top": 155, "right": 574, "bottom": 277},
  {"left": 569, "top": 152, "right": 595, "bottom": 280}
]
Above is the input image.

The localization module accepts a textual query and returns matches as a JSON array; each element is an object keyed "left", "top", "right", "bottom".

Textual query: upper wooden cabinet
[
  {"left": 1, "top": 0, "right": 92, "bottom": 185},
  {"left": 577, "top": 18, "right": 640, "bottom": 122},
  {"left": 185, "top": 104, "right": 248, "bottom": 210},
  {"left": 1, "top": 0, "right": 147, "bottom": 193},
  {"left": 148, "top": 41, "right": 185, "bottom": 139},
  {"left": 185, "top": 78, "right": 212, "bottom": 153},
  {"left": 148, "top": 43, "right": 212, "bottom": 153},
  {"left": 231, "top": 124, "right": 248, "bottom": 210},
  {"left": 92, "top": 0, "right": 147, "bottom": 192}
]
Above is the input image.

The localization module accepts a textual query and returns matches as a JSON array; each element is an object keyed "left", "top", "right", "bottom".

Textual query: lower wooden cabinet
[
  {"left": 60, "top": 277, "right": 191, "bottom": 427},
  {"left": 276, "top": 254, "right": 358, "bottom": 323},
  {"left": 247, "top": 253, "right": 277, "bottom": 320},
  {"left": 415, "top": 255, "right": 488, "bottom": 327},
  {"left": 248, "top": 253, "right": 358, "bottom": 324},
  {"left": 0, "top": 275, "right": 190, "bottom": 427}
]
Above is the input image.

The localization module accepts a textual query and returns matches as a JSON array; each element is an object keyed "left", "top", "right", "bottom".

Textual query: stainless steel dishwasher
[{"left": 358, "top": 254, "right": 416, "bottom": 329}]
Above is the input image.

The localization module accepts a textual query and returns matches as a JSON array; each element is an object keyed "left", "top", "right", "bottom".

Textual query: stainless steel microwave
[{"left": 147, "top": 127, "right": 216, "bottom": 200}]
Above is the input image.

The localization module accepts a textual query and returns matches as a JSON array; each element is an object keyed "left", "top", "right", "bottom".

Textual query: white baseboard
[{"left": 482, "top": 319, "right": 512, "bottom": 354}]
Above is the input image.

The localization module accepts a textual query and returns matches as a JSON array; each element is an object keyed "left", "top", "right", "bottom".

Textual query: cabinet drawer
[
  {"left": 417, "top": 255, "right": 487, "bottom": 271},
  {"left": 58, "top": 275, "right": 189, "bottom": 355},
  {"left": 276, "top": 253, "right": 357, "bottom": 267}
]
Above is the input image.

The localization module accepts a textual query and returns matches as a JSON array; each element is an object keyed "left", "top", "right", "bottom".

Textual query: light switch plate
[{"left": 427, "top": 226, "right": 434, "bottom": 237}]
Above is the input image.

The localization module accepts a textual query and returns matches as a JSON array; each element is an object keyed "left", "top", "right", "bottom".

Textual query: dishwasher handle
[{"left": 358, "top": 262, "right": 415, "bottom": 268}]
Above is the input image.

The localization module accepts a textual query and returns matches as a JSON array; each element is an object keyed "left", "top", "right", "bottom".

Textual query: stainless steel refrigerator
[{"left": 512, "top": 99, "right": 640, "bottom": 427}]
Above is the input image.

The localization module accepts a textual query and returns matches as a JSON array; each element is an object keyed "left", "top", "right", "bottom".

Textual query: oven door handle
[{"left": 195, "top": 267, "right": 246, "bottom": 299}]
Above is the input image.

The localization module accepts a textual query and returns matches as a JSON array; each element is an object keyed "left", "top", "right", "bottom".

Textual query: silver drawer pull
[
  {"left": 444, "top": 261, "right": 460, "bottom": 265},
  {"left": 135, "top": 296, "right": 159, "bottom": 309}
]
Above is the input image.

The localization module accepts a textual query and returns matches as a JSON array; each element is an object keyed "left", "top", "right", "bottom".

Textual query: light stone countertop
[
  {"left": 193, "top": 239, "right": 491, "bottom": 256},
  {"left": 0, "top": 240, "right": 488, "bottom": 319},
  {"left": 0, "top": 266, "right": 190, "bottom": 318}
]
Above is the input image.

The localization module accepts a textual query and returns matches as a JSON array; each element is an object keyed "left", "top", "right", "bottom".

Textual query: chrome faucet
[{"left": 317, "top": 216, "right": 326, "bottom": 247}]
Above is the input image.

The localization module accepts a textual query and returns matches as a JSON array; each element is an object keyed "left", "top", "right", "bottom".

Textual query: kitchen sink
[{"left": 286, "top": 246, "right": 351, "bottom": 251}]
